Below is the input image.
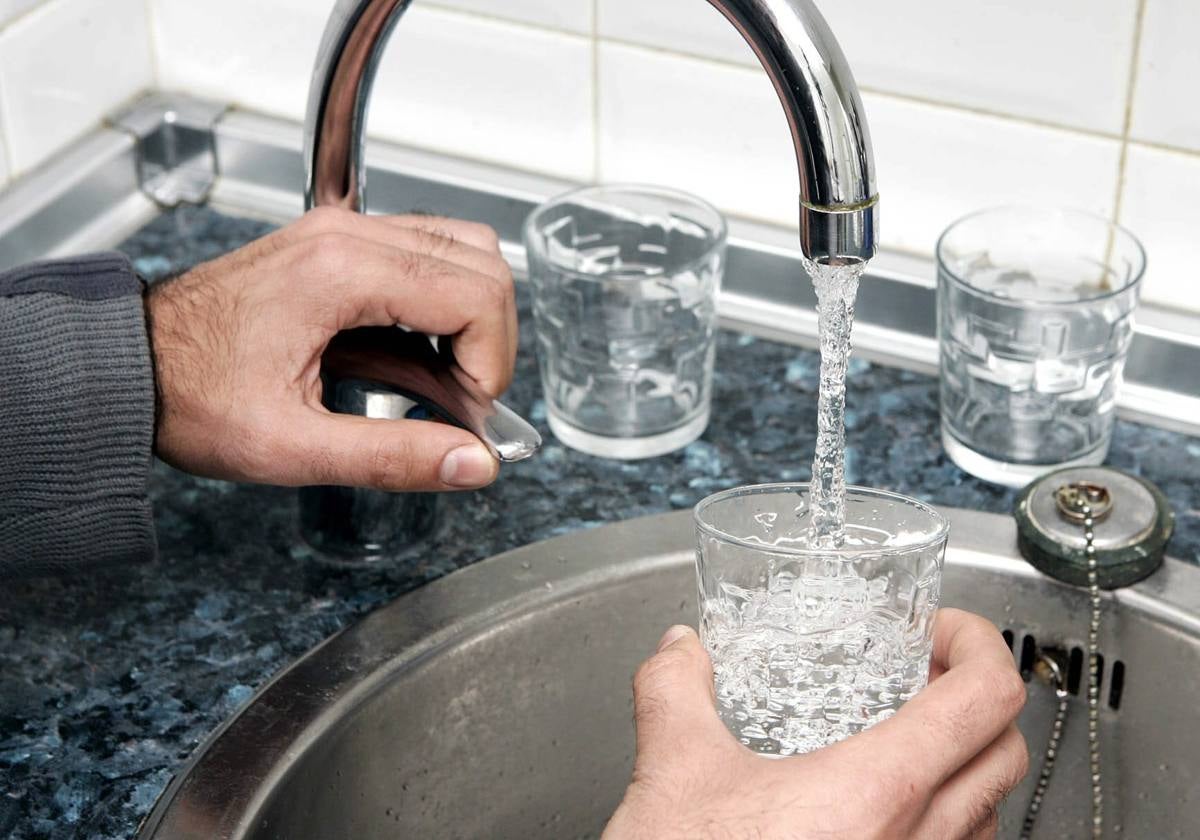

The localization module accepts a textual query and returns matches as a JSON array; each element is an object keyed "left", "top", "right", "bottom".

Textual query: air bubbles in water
[{"left": 704, "top": 566, "right": 931, "bottom": 756}]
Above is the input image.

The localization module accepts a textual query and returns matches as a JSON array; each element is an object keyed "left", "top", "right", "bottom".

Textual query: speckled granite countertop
[{"left": 2, "top": 207, "right": 1198, "bottom": 839}]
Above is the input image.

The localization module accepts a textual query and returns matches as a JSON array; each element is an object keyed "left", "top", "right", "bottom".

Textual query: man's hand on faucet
[{"left": 146, "top": 206, "right": 518, "bottom": 492}]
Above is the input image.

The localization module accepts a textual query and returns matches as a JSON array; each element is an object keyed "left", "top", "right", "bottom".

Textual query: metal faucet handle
[{"left": 321, "top": 327, "right": 542, "bottom": 463}]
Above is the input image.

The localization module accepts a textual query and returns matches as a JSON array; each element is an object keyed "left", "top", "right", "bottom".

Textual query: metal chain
[
  {"left": 1083, "top": 505, "right": 1104, "bottom": 839},
  {"left": 1020, "top": 657, "right": 1070, "bottom": 839},
  {"left": 1021, "top": 490, "right": 1105, "bottom": 839}
]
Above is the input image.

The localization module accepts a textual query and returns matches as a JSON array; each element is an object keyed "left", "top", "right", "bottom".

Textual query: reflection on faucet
[
  {"left": 300, "top": 0, "right": 880, "bottom": 555},
  {"left": 305, "top": 0, "right": 878, "bottom": 262}
]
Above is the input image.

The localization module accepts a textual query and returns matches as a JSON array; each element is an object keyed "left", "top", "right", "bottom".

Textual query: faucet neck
[
  {"left": 304, "top": 0, "right": 412, "bottom": 211},
  {"left": 304, "top": 0, "right": 878, "bottom": 262}
]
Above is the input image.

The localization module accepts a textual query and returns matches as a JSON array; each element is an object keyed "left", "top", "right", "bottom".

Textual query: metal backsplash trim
[
  {"left": 0, "top": 128, "right": 157, "bottom": 270},
  {"left": 1, "top": 95, "right": 1197, "bottom": 436}
]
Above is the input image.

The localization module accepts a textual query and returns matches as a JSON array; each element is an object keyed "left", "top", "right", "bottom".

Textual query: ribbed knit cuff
[{"left": 0, "top": 252, "right": 157, "bottom": 577}]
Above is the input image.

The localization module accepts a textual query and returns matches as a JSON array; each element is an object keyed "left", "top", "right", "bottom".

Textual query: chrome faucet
[{"left": 300, "top": 0, "right": 879, "bottom": 556}]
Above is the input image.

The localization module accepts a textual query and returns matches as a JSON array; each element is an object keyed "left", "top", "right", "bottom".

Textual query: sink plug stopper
[
  {"left": 1014, "top": 466, "right": 1175, "bottom": 840},
  {"left": 1014, "top": 465, "right": 1175, "bottom": 590}
]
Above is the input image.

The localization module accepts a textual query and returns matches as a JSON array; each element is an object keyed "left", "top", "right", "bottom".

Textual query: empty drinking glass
[
  {"left": 938, "top": 207, "right": 1145, "bottom": 488},
  {"left": 523, "top": 185, "right": 725, "bottom": 459},
  {"left": 694, "top": 483, "right": 948, "bottom": 756}
]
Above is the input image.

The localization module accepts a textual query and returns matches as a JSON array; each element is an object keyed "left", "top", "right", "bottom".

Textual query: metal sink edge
[{"left": 135, "top": 505, "right": 1200, "bottom": 839}]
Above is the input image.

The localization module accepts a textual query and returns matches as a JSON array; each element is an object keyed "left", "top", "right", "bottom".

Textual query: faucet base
[{"left": 299, "top": 484, "right": 438, "bottom": 561}]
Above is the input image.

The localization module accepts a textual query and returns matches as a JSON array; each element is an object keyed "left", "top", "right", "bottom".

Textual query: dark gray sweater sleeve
[{"left": 0, "top": 252, "right": 157, "bottom": 577}]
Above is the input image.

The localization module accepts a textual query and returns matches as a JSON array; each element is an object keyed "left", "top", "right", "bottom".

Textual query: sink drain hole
[
  {"left": 1019, "top": 634, "right": 1037, "bottom": 678},
  {"left": 1068, "top": 647, "right": 1084, "bottom": 695},
  {"left": 1003, "top": 632, "right": 1125, "bottom": 711},
  {"left": 1108, "top": 660, "right": 1126, "bottom": 710},
  {"left": 1065, "top": 646, "right": 1107, "bottom": 696}
]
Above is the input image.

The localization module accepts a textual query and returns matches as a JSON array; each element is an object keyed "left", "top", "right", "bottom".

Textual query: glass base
[
  {"left": 548, "top": 407, "right": 709, "bottom": 459},
  {"left": 942, "top": 427, "right": 1109, "bottom": 489}
]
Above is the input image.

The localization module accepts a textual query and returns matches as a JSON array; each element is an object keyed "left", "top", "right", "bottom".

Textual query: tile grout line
[
  {"left": 301, "top": 1, "right": 1200, "bottom": 170},
  {"left": 598, "top": 33, "right": 1149, "bottom": 149},
  {"left": 143, "top": 0, "right": 163, "bottom": 87},
  {"left": 1110, "top": 0, "right": 1150, "bottom": 226},
  {"left": 0, "top": 0, "right": 51, "bottom": 178},
  {"left": 415, "top": 6, "right": 1119, "bottom": 149},
  {"left": 0, "top": 1, "right": 40, "bottom": 178},
  {"left": 0, "top": 84, "right": 13, "bottom": 180},
  {"left": 0, "top": 0, "right": 51, "bottom": 35},
  {"left": 856, "top": 85, "right": 1123, "bottom": 145},
  {"left": 421, "top": 1, "right": 588, "bottom": 39},
  {"left": 591, "top": 0, "right": 601, "bottom": 183},
  {"left": 1127, "top": 136, "right": 1200, "bottom": 161}
]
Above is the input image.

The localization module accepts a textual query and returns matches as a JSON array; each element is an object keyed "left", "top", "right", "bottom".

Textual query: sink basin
[{"left": 138, "top": 507, "right": 1200, "bottom": 839}]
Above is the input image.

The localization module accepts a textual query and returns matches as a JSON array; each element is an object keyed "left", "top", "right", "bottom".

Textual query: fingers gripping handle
[{"left": 321, "top": 327, "right": 541, "bottom": 463}]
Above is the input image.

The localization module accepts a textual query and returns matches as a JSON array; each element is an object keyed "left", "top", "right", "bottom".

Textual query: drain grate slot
[
  {"left": 1019, "top": 634, "right": 1037, "bottom": 679},
  {"left": 1068, "top": 647, "right": 1084, "bottom": 695},
  {"left": 1108, "top": 661, "right": 1126, "bottom": 710},
  {"left": 999, "top": 629, "right": 1125, "bottom": 714}
]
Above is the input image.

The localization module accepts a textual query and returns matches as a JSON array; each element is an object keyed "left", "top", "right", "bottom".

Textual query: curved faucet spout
[
  {"left": 298, "top": 0, "right": 879, "bottom": 555},
  {"left": 304, "top": 0, "right": 411, "bottom": 212},
  {"left": 304, "top": 0, "right": 878, "bottom": 263}
]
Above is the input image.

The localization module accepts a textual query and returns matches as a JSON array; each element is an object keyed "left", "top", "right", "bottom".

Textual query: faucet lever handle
[{"left": 321, "top": 327, "right": 542, "bottom": 463}]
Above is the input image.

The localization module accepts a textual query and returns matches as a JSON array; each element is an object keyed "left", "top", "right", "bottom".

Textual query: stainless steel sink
[{"left": 138, "top": 507, "right": 1200, "bottom": 839}]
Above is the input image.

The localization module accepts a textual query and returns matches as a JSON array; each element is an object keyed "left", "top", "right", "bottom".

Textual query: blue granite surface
[{"left": 2, "top": 206, "right": 1198, "bottom": 839}]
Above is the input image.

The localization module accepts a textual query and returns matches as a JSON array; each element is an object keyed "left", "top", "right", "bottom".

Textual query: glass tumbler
[
  {"left": 523, "top": 185, "right": 726, "bottom": 459},
  {"left": 694, "top": 483, "right": 948, "bottom": 757},
  {"left": 938, "top": 207, "right": 1145, "bottom": 488}
]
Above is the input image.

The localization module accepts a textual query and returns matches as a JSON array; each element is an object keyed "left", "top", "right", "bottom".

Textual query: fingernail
[
  {"left": 656, "top": 625, "right": 692, "bottom": 652},
  {"left": 440, "top": 444, "right": 496, "bottom": 488}
]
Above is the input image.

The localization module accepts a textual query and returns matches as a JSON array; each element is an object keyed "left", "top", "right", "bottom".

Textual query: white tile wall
[
  {"left": 0, "top": 0, "right": 152, "bottom": 174},
  {"left": 597, "top": 0, "right": 754, "bottom": 65},
  {"left": 865, "top": 95, "right": 1123, "bottom": 255},
  {"left": 827, "top": 0, "right": 1138, "bottom": 135},
  {"left": 0, "top": 0, "right": 1198, "bottom": 314},
  {"left": 152, "top": 2, "right": 594, "bottom": 180},
  {"left": 1131, "top": 0, "right": 1200, "bottom": 152},
  {"left": 367, "top": 8, "right": 594, "bottom": 180},
  {"left": 598, "top": 43, "right": 1123, "bottom": 256},
  {"left": 151, "top": 0, "right": 326, "bottom": 121},
  {"left": 1119, "top": 144, "right": 1200, "bottom": 311},
  {"left": 864, "top": 94, "right": 1123, "bottom": 253},
  {"left": 597, "top": 42, "right": 795, "bottom": 227},
  {"left": 599, "top": 0, "right": 1139, "bottom": 134},
  {"left": 427, "top": 0, "right": 591, "bottom": 33}
]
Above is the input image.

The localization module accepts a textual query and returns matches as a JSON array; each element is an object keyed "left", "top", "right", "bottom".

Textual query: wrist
[
  {"left": 142, "top": 272, "right": 196, "bottom": 463},
  {"left": 142, "top": 277, "right": 164, "bottom": 449}
]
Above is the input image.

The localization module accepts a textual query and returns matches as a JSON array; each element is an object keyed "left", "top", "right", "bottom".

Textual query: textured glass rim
[
  {"left": 936, "top": 205, "right": 1147, "bottom": 307},
  {"left": 693, "top": 482, "right": 950, "bottom": 558},
  {"left": 522, "top": 183, "right": 728, "bottom": 282}
]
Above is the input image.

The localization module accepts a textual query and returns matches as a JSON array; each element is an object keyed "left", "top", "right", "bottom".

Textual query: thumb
[
  {"left": 282, "top": 412, "right": 500, "bottom": 491},
  {"left": 631, "top": 626, "right": 726, "bottom": 761}
]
